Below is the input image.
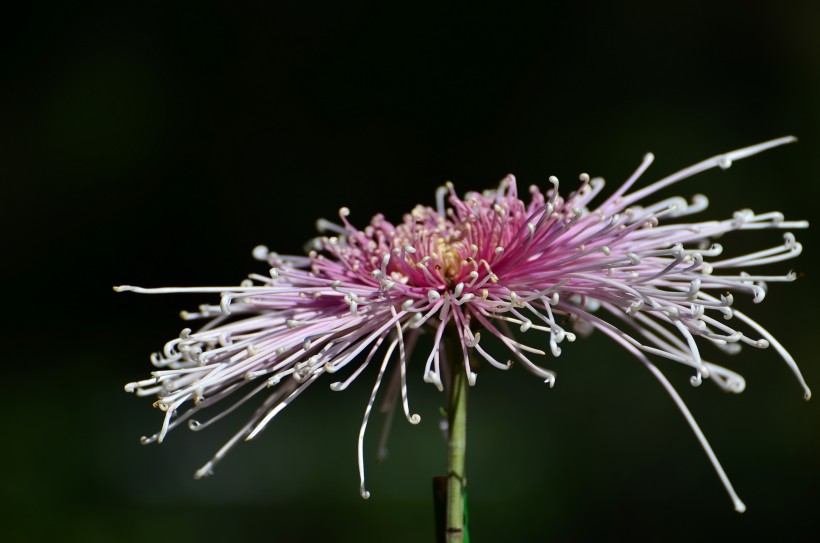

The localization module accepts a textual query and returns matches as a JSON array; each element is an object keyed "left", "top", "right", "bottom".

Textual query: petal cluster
[{"left": 119, "top": 136, "right": 808, "bottom": 509}]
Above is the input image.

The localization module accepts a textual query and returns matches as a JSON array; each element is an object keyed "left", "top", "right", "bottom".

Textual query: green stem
[{"left": 446, "top": 345, "right": 469, "bottom": 543}]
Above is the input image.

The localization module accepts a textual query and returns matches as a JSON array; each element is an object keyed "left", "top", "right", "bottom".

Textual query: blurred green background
[{"left": 1, "top": 1, "right": 819, "bottom": 541}]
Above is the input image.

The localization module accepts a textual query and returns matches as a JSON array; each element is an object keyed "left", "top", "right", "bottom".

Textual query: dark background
[{"left": 2, "top": 1, "right": 818, "bottom": 541}]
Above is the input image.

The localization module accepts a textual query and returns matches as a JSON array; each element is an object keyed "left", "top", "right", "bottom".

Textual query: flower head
[{"left": 118, "top": 136, "right": 808, "bottom": 511}]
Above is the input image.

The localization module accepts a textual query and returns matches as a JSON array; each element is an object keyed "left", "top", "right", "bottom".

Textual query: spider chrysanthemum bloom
[{"left": 118, "top": 136, "right": 808, "bottom": 512}]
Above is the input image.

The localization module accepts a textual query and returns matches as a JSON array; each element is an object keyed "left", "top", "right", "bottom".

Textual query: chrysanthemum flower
[{"left": 117, "top": 136, "right": 808, "bottom": 516}]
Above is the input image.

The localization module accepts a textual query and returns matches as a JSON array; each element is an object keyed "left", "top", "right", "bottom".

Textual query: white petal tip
[
  {"left": 734, "top": 500, "right": 747, "bottom": 514},
  {"left": 194, "top": 465, "right": 214, "bottom": 480},
  {"left": 252, "top": 245, "right": 269, "bottom": 260},
  {"left": 360, "top": 489, "right": 371, "bottom": 500}
]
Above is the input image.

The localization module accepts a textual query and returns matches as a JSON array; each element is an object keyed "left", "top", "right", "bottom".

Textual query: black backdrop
[{"left": 2, "top": 2, "right": 819, "bottom": 542}]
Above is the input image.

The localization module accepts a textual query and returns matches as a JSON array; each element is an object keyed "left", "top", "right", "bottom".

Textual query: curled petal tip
[
  {"left": 734, "top": 499, "right": 747, "bottom": 514},
  {"left": 194, "top": 464, "right": 214, "bottom": 480}
]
